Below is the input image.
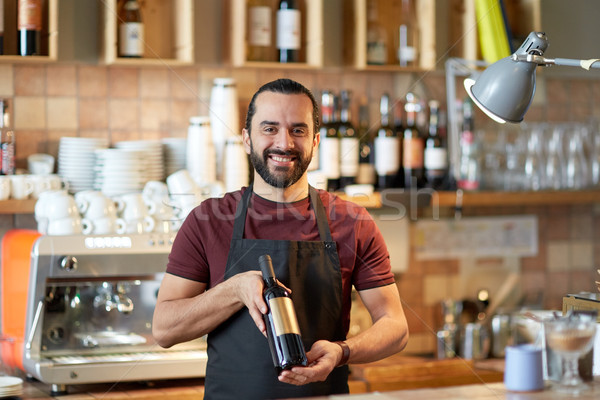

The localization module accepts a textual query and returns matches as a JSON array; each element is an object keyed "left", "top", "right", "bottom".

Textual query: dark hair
[{"left": 244, "top": 78, "right": 320, "bottom": 136}]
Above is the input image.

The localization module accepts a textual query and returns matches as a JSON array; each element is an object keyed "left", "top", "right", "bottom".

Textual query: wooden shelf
[
  {"left": 338, "top": 189, "right": 600, "bottom": 209},
  {"left": 0, "top": 0, "right": 58, "bottom": 63},
  {"left": 0, "top": 199, "right": 37, "bottom": 214},
  {"left": 100, "top": 0, "right": 194, "bottom": 65}
]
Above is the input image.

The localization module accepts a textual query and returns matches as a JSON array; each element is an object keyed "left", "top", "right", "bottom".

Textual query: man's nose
[{"left": 273, "top": 129, "right": 294, "bottom": 149}]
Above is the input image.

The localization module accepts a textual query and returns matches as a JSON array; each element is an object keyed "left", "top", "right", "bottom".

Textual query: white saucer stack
[
  {"left": 115, "top": 140, "right": 165, "bottom": 182},
  {"left": 58, "top": 137, "right": 108, "bottom": 193},
  {"left": 0, "top": 376, "right": 23, "bottom": 398},
  {"left": 94, "top": 148, "right": 147, "bottom": 197}
]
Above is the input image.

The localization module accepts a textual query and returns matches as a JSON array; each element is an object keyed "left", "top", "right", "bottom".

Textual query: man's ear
[
  {"left": 313, "top": 130, "right": 320, "bottom": 149},
  {"left": 242, "top": 128, "right": 252, "bottom": 155}
]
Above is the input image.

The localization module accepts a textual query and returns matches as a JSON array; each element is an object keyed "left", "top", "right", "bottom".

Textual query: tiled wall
[{"left": 1, "top": 62, "right": 600, "bottom": 355}]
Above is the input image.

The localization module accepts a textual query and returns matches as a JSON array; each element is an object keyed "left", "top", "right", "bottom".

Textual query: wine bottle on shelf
[
  {"left": 319, "top": 90, "right": 340, "bottom": 191},
  {"left": 424, "top": 100, "right": 449, "bottom": 190},
  {"left": 339, "top": 90, "right": 359, "bottom": 188},
  {"left": 397, "top": 0, "right": 418, "bottom": 67},
  {"left": 247, "top": 0, "right": 273, "bottom": 62},
  {"left": 366, "top": 0, "right": 387, "bottom": 65},
  {"left": 374, "top": 93, "right": 400, "bottom": 190},
  {"left": 0, "top": 99, "right": 15, "bottom": 175},
  {"left": 18, "top": 0, "right": 42, "bottom": 56},
  {"left": 356, "top": 98, "right": 375, "bottom": 186},
  {"left": 118, "top": 0, "right": 144, "bottom": 58},
  {"left": 276, "top": 0, "right": 301, "bottom": 63},
  {"left": 402, "top": 93, "right": 425, "bottom": 189},
  {"left": 258, "top": 254, "right": 308, "bottom": 374}
]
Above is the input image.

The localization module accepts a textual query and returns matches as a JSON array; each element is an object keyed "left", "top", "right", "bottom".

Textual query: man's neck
[{"left": 252, "top": 175, "right": 310, "bottom": 203}]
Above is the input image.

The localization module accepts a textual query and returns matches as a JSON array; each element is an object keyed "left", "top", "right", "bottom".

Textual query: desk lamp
[{"left": 464, "top": 31, "right": 600, "bottom": 123}]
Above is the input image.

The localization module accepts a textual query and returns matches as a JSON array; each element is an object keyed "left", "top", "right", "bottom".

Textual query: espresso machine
[{"left": 1, "top": 230, "right": 207, "bottom": 395}]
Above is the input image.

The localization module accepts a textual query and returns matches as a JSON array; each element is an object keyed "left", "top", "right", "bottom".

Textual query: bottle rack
[
  {"left": 0, "top": 0, "right": 58, "bottom": 63},
  {"left": 227, "top": 0, "right": 323, "bottom": 68},
  {"left": 99, "top": 0, "right": 194, "bottom": 66}
]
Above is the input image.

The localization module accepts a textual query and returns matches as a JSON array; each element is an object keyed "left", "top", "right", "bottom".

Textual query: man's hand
[
  {"left": 231, "top": 271, "right": 268, "bottom": 335},
  {"left": 277, "top": 340, "right": 341, "bottom": 386}
]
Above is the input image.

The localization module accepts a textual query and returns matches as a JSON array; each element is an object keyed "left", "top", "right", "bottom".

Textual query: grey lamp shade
[{"left": 464, "top": 56, "right": 537, "bottom": 123}]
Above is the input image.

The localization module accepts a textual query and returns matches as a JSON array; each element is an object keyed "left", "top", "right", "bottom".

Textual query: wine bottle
[
  {"left": 247, "top": 0, "right": 273, "bottom": 62},
  {"left": 0, "top": 99, "right": 15, "bottom": 175},
  {"left": 424, "top": 100, "right": 449, "bottom": 189},
  {"left": 366, "top": 0, "right": 387, "bottom": 65},
  {"left": 402, "top": 93, "right": 425, "bottom": 189},
  {"left": 18, "top": 0, "right": 42, "bottom": 56},
  {"left": 276, "top": 0, "right": 301, "bottom": 63},
  {"left": 339, "top": 90, "right": 359, "bottom": 188},
  {"left": 356, "top": 98, "right": 375, "bottom": 185},
  {"left": 374, "top": 93, "right": 400, "bottom": 189},
  {"left": 118, "top": 0, "right": 144, "bottom": 58},
  {"left": 397, "top": 0, "right": 418, "bottom": 67},
  {"left": 258, "top": 254, "right": 308, "bottom": 373},
  {"left": 319, "top": 90, "right": 340, "bottom": 191}
]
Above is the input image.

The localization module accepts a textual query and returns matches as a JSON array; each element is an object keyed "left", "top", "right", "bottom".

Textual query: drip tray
[{"left": 50, "top": 350, "right": 208, "bottom": 365}]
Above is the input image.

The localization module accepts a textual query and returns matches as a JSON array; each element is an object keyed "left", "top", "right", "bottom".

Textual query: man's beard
[{"left": 249, "top": 142, "right": 312, "bottom": 188}]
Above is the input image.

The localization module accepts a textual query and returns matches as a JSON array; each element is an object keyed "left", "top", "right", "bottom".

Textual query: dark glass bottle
[
  {"left": 374, "top": 93, "right": 400, "bottom": 189},
  {"left": 339, "top": 90, "right": 359, "bottom": 188},
  {"left": 356, "top": 98, "right": 375, "bottom": 185},
  {"left": 424, "top": 100, "right": 449, "bottom": 189},
  {"left": 18, "top": 0, "right": 42, "bottom": 56},
  {"left": 402, "top": 93, "right": 425, "bottom": 189},
  {"left": 319, "top": 91, "right": 340, "bottom": 191},
  {"left": 276, "top": 0, "right": 301, "bottom": 63},
  {"left": 258, "top": 254, "right": 308, "bottom": 374}
]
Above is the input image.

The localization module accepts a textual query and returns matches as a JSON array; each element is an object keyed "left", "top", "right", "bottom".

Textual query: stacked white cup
[
  {"left": 113, "top": 192, "right": 156, "bottom": 234},
  {"left": 223, "top": 136, "right": 249, "bottom": 192},
  {"left": 142, "top": 181, "right": 180, "bottom": 233},
  {"left": 210, "top": 77, "right": 239, "bottom": 182},
  {"left": 0, "top": 176, "right": 11, "bottom": 201},
  {"left": 75, "top": 190, "right": 126, "bottom": 235},
  {"left": 35, "top": 190, "right": 92, "bottom": 235},
  {"left": 166, "top": 169, "right": 205, "bottom": 221},
  {"left": 186, "top": 116, "right": 217, "bottom": 187}
]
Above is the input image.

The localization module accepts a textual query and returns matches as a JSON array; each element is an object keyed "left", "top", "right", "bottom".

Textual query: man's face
[{"left": 243, "top": 92, "right": 319, "bottom": 189}]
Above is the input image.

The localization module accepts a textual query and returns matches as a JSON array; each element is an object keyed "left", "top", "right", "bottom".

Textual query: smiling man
[{"left": 153, "top": 78, "right": 409, "bottom": 399}]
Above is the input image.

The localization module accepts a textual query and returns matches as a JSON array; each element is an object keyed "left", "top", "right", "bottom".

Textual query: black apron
[{"left": 204, "top": 186, "right": 349, "bottom": 400}]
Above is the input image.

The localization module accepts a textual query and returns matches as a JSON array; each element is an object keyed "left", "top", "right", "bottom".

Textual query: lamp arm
[{"left": 513, "top": 53, "right": 600, "bottom": 70}]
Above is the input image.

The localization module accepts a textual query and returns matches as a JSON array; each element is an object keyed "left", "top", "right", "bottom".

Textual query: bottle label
[
  {"left": 319, "top": 136, "right": 340, "bottom": 179},
  {"left": 269, "top": 297, "right": 301, "bottom": 336},
  {"left": 424, "top": 147, "right": 448, "bottom": 170},
  {"left": 119, "top": 22, "right": 144, "bottom": 57},
  {"left": 403, "top": 137, "right": 424, "bottom": 168},
  {"left": 1, "top": 142, "right": 14, "bottom": 175},
  {"left": 374, "top": 136, "right": 400, "bottom": 175},
  {"left": 356, "top": 164, "right": 375, "bottom": 185},
  {"left": 340, "top": 137, "right": 359, "bottom": 177},
  {"left": 18, "top": 0, "right": 42, "bottom": 30},
  {"left": 367, "top": 41, "right": 387, "bottom": 65},
  {"left": 276, "top": 9, "right": 301, "bottom": 50},
  {"left": 248, "top": 6, "right": 271, "bottom": 46}
]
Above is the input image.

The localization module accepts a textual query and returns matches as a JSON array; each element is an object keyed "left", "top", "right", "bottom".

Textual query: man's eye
[
  {"left": 263, "top": 126, "right": 276, "bottom": 134},
  {"left": 292, "top": 129, "right": 308, "bottom": 137}
]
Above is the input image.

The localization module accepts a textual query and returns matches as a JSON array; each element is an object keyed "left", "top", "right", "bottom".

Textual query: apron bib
[{"left": 204, "top": 186, "right": 349, "bottom": 399}]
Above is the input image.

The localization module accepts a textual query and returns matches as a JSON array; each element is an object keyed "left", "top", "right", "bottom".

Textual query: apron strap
[
  {"left": 231, "top": 185, "right": 333, "bottom": 242},
  {"left": 309, "top": 186, "right": 333, "bottom": 242}
]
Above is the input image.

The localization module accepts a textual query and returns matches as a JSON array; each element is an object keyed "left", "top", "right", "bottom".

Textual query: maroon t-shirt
[{"left": 167, "top": 187, "right": 395, "bottom": 333}]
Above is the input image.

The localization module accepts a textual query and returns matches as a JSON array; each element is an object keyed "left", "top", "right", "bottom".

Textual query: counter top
[{"left": 16, "top": 377, "right": 600, "bottom": 400}]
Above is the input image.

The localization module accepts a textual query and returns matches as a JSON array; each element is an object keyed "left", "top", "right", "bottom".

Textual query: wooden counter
[{"left": 15, "top": 355, "right": 504, "bottom": 399}]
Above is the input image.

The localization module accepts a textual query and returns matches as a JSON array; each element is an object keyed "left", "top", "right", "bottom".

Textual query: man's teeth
[{"left": 272, "top": 155, "right": 292, "bottom": 162}]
